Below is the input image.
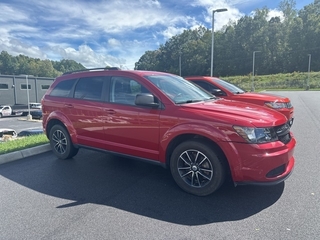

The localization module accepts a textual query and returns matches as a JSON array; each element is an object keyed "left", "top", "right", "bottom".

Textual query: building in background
[{"left": 0, "top": 75, "right": 54, "bottom": 106}]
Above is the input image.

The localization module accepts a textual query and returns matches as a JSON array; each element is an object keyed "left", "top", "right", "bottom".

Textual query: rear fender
[{"left": 46, "top": 111, "right": 78, "bottom": 145}]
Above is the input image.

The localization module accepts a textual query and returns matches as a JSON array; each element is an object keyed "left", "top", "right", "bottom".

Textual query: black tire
[
  {"left": 0, "top": 113, "right": 2, "bottom": 118},
  {"left": 49, "top": 124, "right": 78, "bottom": 159},
  {"left": 170, "top": 140, "right": 226, "bottom": 196}
]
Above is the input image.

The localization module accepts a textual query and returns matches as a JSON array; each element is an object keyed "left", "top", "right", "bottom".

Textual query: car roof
[
  {"left": 57, "top": 68, "right": 175, "bottom": 80},
  {"left": 184, "top": 76, "right": 220, "bottom": 80}
]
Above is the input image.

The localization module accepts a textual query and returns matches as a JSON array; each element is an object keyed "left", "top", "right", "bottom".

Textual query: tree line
[
  {"left": 0, "top": 0, "right": 318, "bottom": 78},
  {"left": 135, "top": 0, "right": 320, "bottom": 77},
  {"left": 0, "top": 51, "right": 85, "bottom": 77}
]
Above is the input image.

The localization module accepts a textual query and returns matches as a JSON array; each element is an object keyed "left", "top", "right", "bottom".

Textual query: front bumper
[
  {"left": 221, "top": 133, "right": 296, "bottom": 185},
  {"left": 234, "top": 156, "right": 294, "bottom": 186}
]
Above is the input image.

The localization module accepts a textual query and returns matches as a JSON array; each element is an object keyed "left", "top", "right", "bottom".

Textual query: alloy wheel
[
  {"left": 52, "top": 129, "right": 67, "bottom": 155},
  {"left": 177, "top": 149, "right": 213, "bottom": 188}
]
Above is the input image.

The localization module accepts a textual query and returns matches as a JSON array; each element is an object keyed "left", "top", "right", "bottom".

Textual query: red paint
[{"left": 185, "top": 76, "right": 294, "bottom": 121}]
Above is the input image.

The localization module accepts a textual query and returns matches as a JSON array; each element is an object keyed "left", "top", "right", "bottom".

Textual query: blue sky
[{"left": 0, "top": 0, "right": 314, "bottom": 70}]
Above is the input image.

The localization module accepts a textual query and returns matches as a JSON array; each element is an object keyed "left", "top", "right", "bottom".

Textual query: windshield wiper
[{"left": 176, "top": 99, "right": 203, "bottom": 104}]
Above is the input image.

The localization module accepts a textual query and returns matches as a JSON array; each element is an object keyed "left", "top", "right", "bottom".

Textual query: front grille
[
  {"left": 266, "top": 164, "right": 286, "bottom": 178},
  {"left": 274, "top": 121, "right": 291, "bottom": 144}
]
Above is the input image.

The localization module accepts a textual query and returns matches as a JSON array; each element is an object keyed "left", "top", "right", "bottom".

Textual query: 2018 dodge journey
[{"left": 42, "top": 68, "right": 296, "bottom": 196}]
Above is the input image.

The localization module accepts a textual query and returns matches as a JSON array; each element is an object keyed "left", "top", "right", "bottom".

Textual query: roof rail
[{"left": 62, "top": 67, "right": 121, "bottom": 75}]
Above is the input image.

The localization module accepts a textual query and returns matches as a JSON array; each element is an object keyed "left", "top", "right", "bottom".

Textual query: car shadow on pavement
[{"left": 0, "top": 149, "right": 284, "bottom": 226}]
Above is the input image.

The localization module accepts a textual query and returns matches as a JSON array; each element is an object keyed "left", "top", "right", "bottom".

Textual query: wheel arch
[
  {"left": 46, "top": 119, "right": 64, "bottom": 138},
  {"left": 45, "top": 115, "right": 78, "bottom": 145}
]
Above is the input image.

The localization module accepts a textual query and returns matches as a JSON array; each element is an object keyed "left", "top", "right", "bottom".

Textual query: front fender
[{"left": 159, "top": 122, "right": 233, "bottom": 163}]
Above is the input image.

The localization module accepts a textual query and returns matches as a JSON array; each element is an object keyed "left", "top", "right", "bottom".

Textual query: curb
[
  {"left": 18, "top": 117, "right": 42, "bottom": 122},
  {"left": 0, "top": 144, "right": 51, "bottom": 165}
]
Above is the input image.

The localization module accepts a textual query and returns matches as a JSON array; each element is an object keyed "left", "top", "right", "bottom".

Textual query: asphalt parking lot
[
  {"left": 0, "top": 91, "right": 319, "bottom": 239},
  {"left": 0, "top": 115, "right": 42, "bottom": 134}
]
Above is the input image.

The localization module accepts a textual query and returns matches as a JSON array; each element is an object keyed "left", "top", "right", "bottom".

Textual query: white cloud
[
  {"left": 0, "top": 3, "right": 30, "bottom": 22},
  {"left": 0, "top": 26, "right": 46, "bottom": 59},
  {"left": 267, "top": 9, "right": 284, "bottom": 21},
  {"left": 108, "top": 39, "right": 122, "bottom": 47},
  {"left": 0, "top": 0, "right": 291, "bottom": 71},
  {"left": 191, "top": 0, "right": 244, "bottom": 30},
  {"left": 162, "top": 27, "right": 186, "bottom": 39},
  {"left": 29, "top": 0, "right": 183, "bottom": 33},
  {"left": 141, "top": 0, "right": 161, "bottom": 8},
  {"left": 0, "top": 0, "right": 201, "bottom": 69},
  {"left": 56, "top": 45, "right": 118, "bottom": 68}
]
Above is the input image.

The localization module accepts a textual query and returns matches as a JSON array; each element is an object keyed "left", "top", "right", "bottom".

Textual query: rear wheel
[
  {"left": 49, "top": 124, "right": 78, "bottom": 159},
  {"left": 170, "top": 140, "right": 225, "bottom": 196}
]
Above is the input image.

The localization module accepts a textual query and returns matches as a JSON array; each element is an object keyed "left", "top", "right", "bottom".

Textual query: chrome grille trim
[{"left": 274, "top": 121, "right": 291, "bottom": 144}]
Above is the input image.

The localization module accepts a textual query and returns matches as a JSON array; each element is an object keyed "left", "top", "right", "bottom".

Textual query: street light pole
[
  {"left": 211, "top": 8, "right": 228, "bottom": 77},
  {"left": 307, "top": 54, "right": 311, "bottom": 90},
  {"left": 251, "top": 51, "right": 261, "bottom": 92},
  {"left": 179, "top": 50, "right": 182, "bottom": 76},
  {"left": 25, "top": 75, "right": 32, "bottom": 120}
]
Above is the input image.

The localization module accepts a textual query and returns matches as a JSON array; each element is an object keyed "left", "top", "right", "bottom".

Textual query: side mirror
[{"left": 135, "top": 93, "right": 159, "bottom": 108}]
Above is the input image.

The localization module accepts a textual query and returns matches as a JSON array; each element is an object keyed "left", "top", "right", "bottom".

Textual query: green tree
[{"left": 0, "top": 51, "right": 18, "bottom": 74}]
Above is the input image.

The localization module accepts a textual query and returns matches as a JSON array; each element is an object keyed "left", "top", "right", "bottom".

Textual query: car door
[
  {"left": 66, "top": 76, "right": 107, "bottom": 149},
  {"left": 103, "top": 76, "right": 160, "bottom": 161}
]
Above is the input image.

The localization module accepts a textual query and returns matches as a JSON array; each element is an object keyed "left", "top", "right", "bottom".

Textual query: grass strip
[{"left": 0, "top": 134, "right": 49, "bottom": 155}]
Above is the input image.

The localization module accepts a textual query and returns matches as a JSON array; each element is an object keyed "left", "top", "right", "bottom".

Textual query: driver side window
[
  {"left": 193, "top": 81, "right": 218, "bottom": 91},
  {"left": 110, "top": 77, "right": 150, "bottom": 105},
  {"left": 193, "top": 80, "right": 226, "bottom": 96}
]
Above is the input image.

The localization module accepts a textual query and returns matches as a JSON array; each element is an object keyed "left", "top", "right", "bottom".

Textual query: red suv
[
  {"left": 185, "top": 76, "right": 294, "bottom": 125},
  {"left": 42, "top": 68, "right": 296, "bottom": 196}
]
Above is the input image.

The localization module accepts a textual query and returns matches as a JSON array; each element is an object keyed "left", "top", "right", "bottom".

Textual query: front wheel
[
  {"left": 170, "top": 140, "right": 226, "bottom": 196},
  {"left": 49, "top": 124, "right": 78, "bottom": 159}
]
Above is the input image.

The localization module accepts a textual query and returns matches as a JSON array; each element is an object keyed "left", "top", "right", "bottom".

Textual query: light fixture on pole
[
  {"left": 251, "top": 51, "right": 261, "bottom": 92},
  {"left": 307, "top": 54, "right": 311, "bottom": 90},
  {"left": 211, "top": 8, "right": 228, "bottom": 77}
]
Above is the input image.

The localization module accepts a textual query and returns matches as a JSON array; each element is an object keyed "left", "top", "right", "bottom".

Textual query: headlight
[
  {"left": 265, "top": 102, "right": 287, "bottom": 109},
  {"left": 233, "top": 126, "right": 278, "bottom": 143}
]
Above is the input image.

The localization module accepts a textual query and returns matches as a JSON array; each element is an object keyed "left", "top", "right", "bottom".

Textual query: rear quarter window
[
  {"left": 74, "top": 77, "right": 104, "bottom": 101},
  {"left": 50, "top": 79, "right": 77, "bottom": 97}
]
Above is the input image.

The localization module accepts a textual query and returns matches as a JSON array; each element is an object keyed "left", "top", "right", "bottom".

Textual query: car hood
[
  {"left": 232, "top": 92, "right": 290, "bottom": 103},
  {"left": 181, "top": 98, "right": 286, "bottom": 127}
]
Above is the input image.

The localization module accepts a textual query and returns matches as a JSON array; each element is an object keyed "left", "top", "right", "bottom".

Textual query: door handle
[
  {"left": 104, "top": 109, "right": 116, "bottom": 114},
  {"left": 64, "top": 104, "right": 74, "bottom": 108}
]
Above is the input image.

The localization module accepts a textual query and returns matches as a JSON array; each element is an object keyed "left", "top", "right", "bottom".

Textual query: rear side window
[
  {"left": 50, "top": 79, "right": 76, "bottom": 97},
  {"left": 74, "top": 77, "right": 104, "bottom": 101}
]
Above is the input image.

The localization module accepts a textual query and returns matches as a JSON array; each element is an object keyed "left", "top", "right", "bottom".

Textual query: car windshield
[
  {"left": 145, "top": 74, "right": 216, "bottom": 104},
  {"left": 215, "top": 79, "right": 245, "bottom": 94}
]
